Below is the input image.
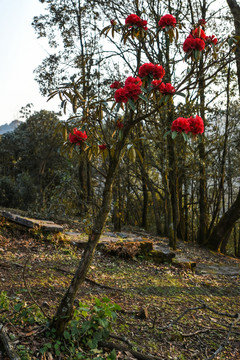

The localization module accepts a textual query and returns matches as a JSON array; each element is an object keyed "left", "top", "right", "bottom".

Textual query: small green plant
[
  {"left": 40, "top": 297, "right": 121, "bottom": 359},
  {"left": 0, "top": 291, "right": 45, "bottom": 325},
  {"left": 16, "top": 344, "right": 32, "bottom": 360},
  {"left": 0, "top": 291, "right": 10, "bottom": 310}
]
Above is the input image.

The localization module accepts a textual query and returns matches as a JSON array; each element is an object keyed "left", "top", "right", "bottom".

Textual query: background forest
[{"left": 0, "top": 0, "right": 240, "bottom": 255}]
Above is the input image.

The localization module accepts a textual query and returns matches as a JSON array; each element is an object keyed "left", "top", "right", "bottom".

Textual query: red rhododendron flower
[
  {"left": 139, "top": 63, "right": 165, "bottom": 79},
  {"left": 125, "top": 14, "right": 147, "bottom": 30},
  {"left": 192, "top": 28, "right": 206, "bottom": 39},
  {"left": 183, "top": 36, "right": 195, "bottom": 52},
  {"left": 116, "top": 121, "right": 124, "bottom": 129},
  {"left": 114, "top": 76, "right": 142, "bottom": 103},
  {"left": 188, "top": 115, "right": 204, "bottom": 135},
  {"left": 69, "top": 128, "right": 87, "bottom": 145},
  {"left": 159, "top": 82, "right": 176, "bottom": 94},
  {"left": 110, "top": 81, "right": 122, "bottom": 89},
  {"left": 125, "top": 76, "right": 142, "bottom": 87},
  {"left": 206, "top": 35, "right": 218, "bottom": 45},
  {"left": 151, "top": 80, "right": 162, "bottom": 89},
  {"left": 171, "top": 118, "right": 190, "bottom": 133},
  {"left": 198, "top": 19, "right": 206, "bottom": 25},
  {"left": 125, "top": 83, "right": 142, "bottom": 100},
  {"left": 183, "top": 35, "right": 205, "bottom": 52},
  {"left": 158, "top": 14, "right": 176, "bottom": 28},
  {"left": 114, "top": 88, "right": 128, "bottom": 103},
  {"left": 99, "top": 144, "right": 107, "bottom": 150},
  {"left": 194, "top": 38, "right": 205, "bottom": 51}
]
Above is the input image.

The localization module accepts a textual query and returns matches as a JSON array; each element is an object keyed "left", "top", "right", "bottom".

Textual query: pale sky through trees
[{"left": 0, "top": 0, "right": 61, "bottom": 125}]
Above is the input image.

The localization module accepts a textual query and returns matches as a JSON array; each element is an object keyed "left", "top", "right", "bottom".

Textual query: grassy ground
[{"left": 0, "top": 219, "right": 239, "bottom": 360}]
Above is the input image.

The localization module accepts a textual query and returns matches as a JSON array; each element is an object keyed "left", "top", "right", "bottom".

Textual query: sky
[{"left": 0, "top": 0, "right": 61, "bottom": 125}]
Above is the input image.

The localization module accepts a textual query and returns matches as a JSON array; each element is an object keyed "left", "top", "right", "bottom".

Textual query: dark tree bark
[
  {"left": 226, "top": 0, "right": 240, "bottom": 96},
  {"left": 207, "top": 188, "right": 240, "bottom": 251},
  {"left": 206, "top": 0, "right": 240, "bottom": 250}
]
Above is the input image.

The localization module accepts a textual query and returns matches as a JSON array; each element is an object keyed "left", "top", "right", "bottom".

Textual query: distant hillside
[{"left": 0, "top": 120, "right": 21, "bottom": 135}]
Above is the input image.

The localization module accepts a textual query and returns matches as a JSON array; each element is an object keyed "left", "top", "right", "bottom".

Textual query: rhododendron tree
[{"left": 49, "top": 10, "right": 226, "bottom": 336}]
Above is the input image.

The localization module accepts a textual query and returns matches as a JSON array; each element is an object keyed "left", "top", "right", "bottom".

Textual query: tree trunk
[
  {"left": 206, "top": 188, "right": 240, "bottom": 251},
  {"left": 78, "top": 154, "right": 91, "bottom": 216},
  {"left": 51, "top": 167, "right": 115, "bottom": 335},
  {"left": 226, "top": 0, "right": 240, "bottom": 96},
  {"left": 51, "top": 126, "right": 130, "bottom": 335},
  {"left": 141, "top": 179, "right": 148, "bottom": 229}
]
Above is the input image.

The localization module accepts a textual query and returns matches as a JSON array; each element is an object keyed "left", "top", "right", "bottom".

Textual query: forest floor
[{"left": 0, "top": 217, "right": 239, "bottom": 360}]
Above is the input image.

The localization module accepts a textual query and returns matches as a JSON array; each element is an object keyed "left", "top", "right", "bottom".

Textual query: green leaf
[
  {"left": 115, "top": 103, "right": 121, "bottom": 112},
  {"left": 14, "top": 303, "right": 23, "bottom": 312},
  {"left": 128, "top": 147, "right": 136, "bottom": 163},
  {"left": 140, "top": 86, "right": 148, "bottom": 93},
  {"left": 164, "top": 94, "right": 170, "bottom": 103},
  {"left": 171, "top": 131, "right": 178, "bottom": 139},
  {"left": 108, "top": 349, "right": 117, "bottom": 360},
  {"left": 176, "top": 92, "right": 185, "bottom": 98},
  {"left": 119, "top": 129, "right": 124, "bottom": 142},
  {"left": 63, "top": 330, "right": 71, "bottom": 340},
  {"left": 138, "top": 93, "right": 149, "bottom": 102},
  {"left": 163, "top": 130, "right": 171, "bottom": 139},
  {"left": 182, "top": 132, "right": 188, "bottom": 141},
  {"left": 194, "top": 50, "right": 200, "bottom": 60},
  {"left": 128, "top": 98, "right": 136, "bottom": 111}
]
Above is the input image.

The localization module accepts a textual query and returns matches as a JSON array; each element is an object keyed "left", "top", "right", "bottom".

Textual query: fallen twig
[
  {"left": 52, "top": 266, "right": 123, "bottom": 292},
  {"left": 206, "top": 313, "right": 240, "bottom": 360},
  {"left": 109, "top": 333, "right": 133, "bottom": 347},
  {"left": 158, "top": 304, "right": 205, "bottom": 330},
  {"left": 99, "top": 340, "right": 162, "bottom": 360},
  {"left": 0, "top": 324, "right": 20, "bottom": 360},
  {"left": 22, "top": 257, "right": 50, "bottom": 320}
]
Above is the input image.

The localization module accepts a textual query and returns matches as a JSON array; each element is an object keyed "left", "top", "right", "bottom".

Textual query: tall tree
[{"left": 206, "top": 0, "right": 240, "bottom": 250}]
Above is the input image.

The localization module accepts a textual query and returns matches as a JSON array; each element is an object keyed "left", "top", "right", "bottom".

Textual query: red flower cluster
[
  {"left": 158, "top": 14, "right": 176, "bottom": 29},
  {"left": 159, "top": 82, "right": 176, "bottom": 95},
  {"left": 188, "top": 115, "right": 204, "bottom": 135},
  {"left": 125, "top": 76, "right": 142, "bottom": 86},
  {"left": 198, "top": 19, "right": 206, "bottom": 26},
  {"left": 192, "top": 28, "right": 206, "bottom": 39},
  {"left": 116, "top": 120, "right": 124, "bottom": 129},
  {"left": 69, "top": 128, "right": 87, "bottom": 145},
  {"left": 99, "top": 144, "right": 107, "bottom": 150},
  {"left": 110, "top": 81, "right": 122, "bottom": 89},
  {"left": 206, "top": 35, "right": 218, "bottom": 45},
  {"left": 171, "top": 116, "right": 204, "bottom": 135},
  {"left": 183, "top": 34, "right": 205, "bottom": 52},
  {"left": 139, "top": 63, "right": 165, "bottom": 79},
  {"left": 183, "top": 25, "right": 218, "bottom": 54},
  {"left": 125, "top": 14, "right": 147, "bottom": 30},
  {"left": 171, "top": 117, "right": 190, "bottom": 133},
  {"left": 151, "top": 80, "right": 162, "bottom": 89},
  {"left": 114, "top": 76, "right": 142, "bottom": 103}
]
